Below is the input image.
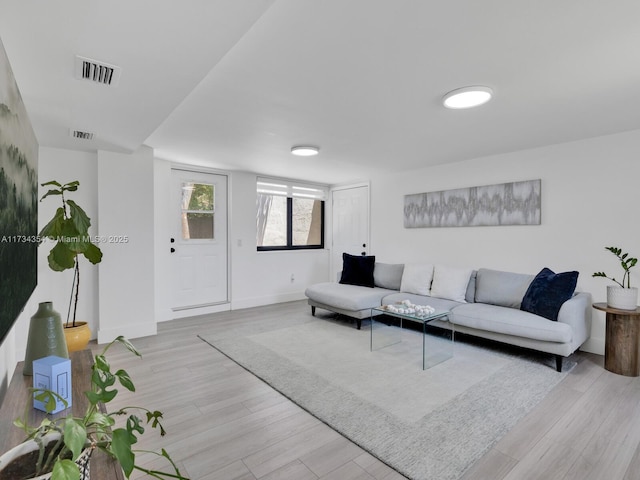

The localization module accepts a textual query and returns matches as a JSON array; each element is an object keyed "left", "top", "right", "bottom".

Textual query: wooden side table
[
  {"left": 593, "top": 302, "right": 640, "bottom": 377},
  {"left": 0, "top": 350, "right": 125, "bottom": 479}
]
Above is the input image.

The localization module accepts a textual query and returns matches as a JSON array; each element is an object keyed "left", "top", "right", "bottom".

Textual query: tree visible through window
[{"left": 181, "top": 182, "right": 214, "bottom": 239}]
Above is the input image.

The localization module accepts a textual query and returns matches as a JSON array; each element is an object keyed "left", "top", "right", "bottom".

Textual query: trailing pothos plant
[
  {"left": 12, "top": 336, "right": 189, "bottom": 480},
  {"left": 38, "top": 180, "right": 103, "bottom": 327},
  {"left": 593, "top": 246, "right": 638, "bottom": 288}
]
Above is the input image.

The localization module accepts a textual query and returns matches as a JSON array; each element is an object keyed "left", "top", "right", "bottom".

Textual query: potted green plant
[
  {"left": 38, "top": 180, "right": 102, "bottom": 352},
  {"left": 0, "top": 336, "right": 189, "bottom": 480},
  {"left": 593, "top": 246, "right": 638, "bottom": 310}
]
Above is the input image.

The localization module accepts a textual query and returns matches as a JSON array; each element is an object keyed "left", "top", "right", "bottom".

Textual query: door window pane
[{"left": 182, "top": 182, "right": 214, "bottom": 239}]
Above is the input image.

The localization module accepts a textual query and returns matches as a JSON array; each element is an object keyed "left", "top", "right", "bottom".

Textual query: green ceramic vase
[{"left": 23, "top": 302, "right": 69, "bottom": 376}]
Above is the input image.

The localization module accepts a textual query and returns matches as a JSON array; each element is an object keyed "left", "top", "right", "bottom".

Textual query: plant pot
[
  {"left": 63, "top": 322, "right": 92, "bottom": 353},
  {"left": 607, "top": 286, "right": 639, "bottom": 310},
  {"left": 0, "top": 433, "right": 92, "bottom": 480}
]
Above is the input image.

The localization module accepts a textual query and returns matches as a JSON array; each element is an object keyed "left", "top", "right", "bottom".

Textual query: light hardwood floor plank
[
  {"left": 459, "top": 449, "right": 518, "bottom": 480},
  {"left": 299, "top": 437, "right": 369, "bottom": 478},
  {"left": 243, "top": 423, "right": 340, "bottom": 478},
  {"left": 259, "top": 459, "right": 318, "bottom": 480}
]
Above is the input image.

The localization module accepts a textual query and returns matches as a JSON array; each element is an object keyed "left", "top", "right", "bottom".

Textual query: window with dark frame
[{"left": 257, "top": 178, "right": 326, "bottom": 251}]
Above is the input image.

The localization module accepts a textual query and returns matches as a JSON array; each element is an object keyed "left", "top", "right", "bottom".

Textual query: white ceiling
[{"left": 1, "top": 0, "right": 639, "bottom": 185}]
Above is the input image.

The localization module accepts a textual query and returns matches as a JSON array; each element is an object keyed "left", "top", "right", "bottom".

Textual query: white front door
[
  {"left": 171, "top": 169, "right": 228, "bottom": 310},
  {"left": 331, "top": 185, "right": 370, "bottom": 280}
]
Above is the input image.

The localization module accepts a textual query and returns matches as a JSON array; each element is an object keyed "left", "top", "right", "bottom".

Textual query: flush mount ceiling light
[
  {"left": 291, "top": 145, "right": 320, "bottom": 156},
  {"left": 442, "top": 86, "right": 493, "bottom": 109}
]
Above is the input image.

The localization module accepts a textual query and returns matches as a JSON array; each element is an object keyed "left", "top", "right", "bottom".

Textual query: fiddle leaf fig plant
[
  {"left": 39, "top": 180, "right": 103, "bottom": 327},
  {"left": 593, "top": 246, "right": 637, "bottom": 288},
  {"left": 12, "top": 337, "right": 189, "bottom": 480}
]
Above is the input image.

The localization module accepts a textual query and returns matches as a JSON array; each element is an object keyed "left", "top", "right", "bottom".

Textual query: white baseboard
[
  {"left": 167, "top": 303, "right": 231, "bottom": 320},
  {"left": 580, "top": 336, "right": 604, "bottom": 356},
  {"left": 97, "top": 323, "right": 158, "bottom": 345},
  {"left": 231, "top": 292, "right": 306, "bottom": 311}
]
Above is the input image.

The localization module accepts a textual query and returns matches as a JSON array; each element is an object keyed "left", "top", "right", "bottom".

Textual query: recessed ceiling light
[
  {"left": 443, "top": 86, "right": 493, "bottom": 109},
  {"left": 291, "top": 146, "right": 320, "bottom": 156}
]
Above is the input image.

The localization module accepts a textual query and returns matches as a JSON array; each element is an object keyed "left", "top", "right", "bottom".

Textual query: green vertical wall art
[{"left": 0, "top": 36, "right": 39, "bottom": 345}]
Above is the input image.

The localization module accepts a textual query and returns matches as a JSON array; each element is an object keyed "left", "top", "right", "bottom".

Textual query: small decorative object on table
[
  {"left": 593, "top": 246, "right": 638, "bottom": 310},
  {"left": 32, "top": 356, "right": 71, "bottom": 414},
  {"left": 384, "top": 300, "right": 436, "bottom": 317}
]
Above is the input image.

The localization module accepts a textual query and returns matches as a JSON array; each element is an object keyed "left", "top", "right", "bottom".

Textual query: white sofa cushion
[
  {"left": 305, "top": 282, "right": 392, "bottom": 311},
  {"left": 400, "top": 263, "right": 434, "bottom": 295},
  {"left": 450, "top": 303, "right": 573, "bottom": 343},
  {"left": 475, "top": 268, "right": 534, "bottom": 308},
  {"left": 374, "top": 263, "right": 404, "bottom": 290},
  {"left": 430, "top": 265, "right": 473, "bottom": 302}
]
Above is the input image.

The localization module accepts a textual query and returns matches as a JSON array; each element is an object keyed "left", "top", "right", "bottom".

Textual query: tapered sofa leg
[
  {"left": 356, "top": 319, "right": 362, "bottom": 330},
  {"left": 556, "top": 355, "right": 563, "bottom": 372},
  {"left": 311, "top": 306, "right": 316, "bottom": 316}
]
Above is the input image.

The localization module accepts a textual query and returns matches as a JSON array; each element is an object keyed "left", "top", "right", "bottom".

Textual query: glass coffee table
[{"left": 370, "top": 305, "right": 454, "bottom": 370}]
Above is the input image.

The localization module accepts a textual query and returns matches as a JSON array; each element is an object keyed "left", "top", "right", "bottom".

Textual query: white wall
[
  {"left": 97, "top": 147, "right": 156, "bottom": 343},
  {"left": 228, "top": 171, "right": 330, "bottom": 309},
  {"left": 0, "top": 147, "right": 98, "bottom": 394},
  {"left": 369, "top": 129, "right": 640, "bottom": 354}
]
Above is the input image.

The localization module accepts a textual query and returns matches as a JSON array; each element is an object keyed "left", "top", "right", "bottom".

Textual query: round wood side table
[{"left": 593, "top": 302, "right": 640, "bottom": 377}]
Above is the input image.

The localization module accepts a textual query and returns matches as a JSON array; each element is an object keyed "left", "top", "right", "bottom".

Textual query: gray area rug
[{"left": 199, "top": 312, "right": 573, "bottom": 480}]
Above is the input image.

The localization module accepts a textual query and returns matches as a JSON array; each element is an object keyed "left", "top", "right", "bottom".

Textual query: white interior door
[
  {"left": 171, "top": 169, "right": 228, "bottom": 310},
  {"left": 331, "top": 185, "right": 370, "bottom": 280}
]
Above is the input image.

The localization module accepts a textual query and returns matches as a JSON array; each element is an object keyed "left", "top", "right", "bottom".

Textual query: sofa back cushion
[
  {"left": 430, "top": 265, "right": 474, "bottom": 303},
  {"left": 374, "top": 263, "right": 404, "bottom": 290},
  {"left": 400, "top": 263, "right": 434, "bottom": 295},
  {"left": 466, "top": 270, "right": 478, "bottom": 303},
  {"left": 475, "top": 268, "right": 534, "bottom": 308}
]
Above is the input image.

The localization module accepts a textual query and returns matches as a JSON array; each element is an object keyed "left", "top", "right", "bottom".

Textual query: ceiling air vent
[
  {"left": 74, "top": 55, "right": 121, "bottom": 86},
  {"left": 70, "top": 130, "right": 95, "bottom": 140}
]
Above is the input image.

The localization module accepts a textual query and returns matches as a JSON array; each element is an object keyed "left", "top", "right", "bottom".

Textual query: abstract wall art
[
  {"left": 0, "top": 37, "right": 39, "bottom": 345},
  {"left": 404, "top": 179, "right": 541, "bottom": 228}
]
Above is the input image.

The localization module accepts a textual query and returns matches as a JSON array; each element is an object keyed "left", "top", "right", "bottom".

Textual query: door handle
[
  {"left": 170, "top": 248, "right": 175, "bottom": 253},
  {"left": 361, "top": 251, "right": 366, "bottom": 256}
]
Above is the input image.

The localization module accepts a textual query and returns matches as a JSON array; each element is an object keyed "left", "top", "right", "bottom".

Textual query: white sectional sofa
[{"left": 305, "top": 261, "right": 592, "bottom": 372}]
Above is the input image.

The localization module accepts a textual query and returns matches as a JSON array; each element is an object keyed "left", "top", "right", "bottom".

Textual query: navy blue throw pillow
[
  {"left": 340, "top": 253, "right": 376, "bottom": 288},
  {"left": 521, "top": 267, "right": 578, "bottom": 321}
]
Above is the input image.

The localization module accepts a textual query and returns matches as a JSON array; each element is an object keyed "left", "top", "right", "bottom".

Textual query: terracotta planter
[
  {"left": 0, "top": 433, "right": 92, "bottom": 479},
  {"left": 63, "top": 322, "right": 92, "bottom": 353}
]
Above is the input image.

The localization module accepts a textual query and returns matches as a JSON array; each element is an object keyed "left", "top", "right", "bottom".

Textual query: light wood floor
[{"left": 95, "top": 301, "right": 640, "bottom": 480}]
